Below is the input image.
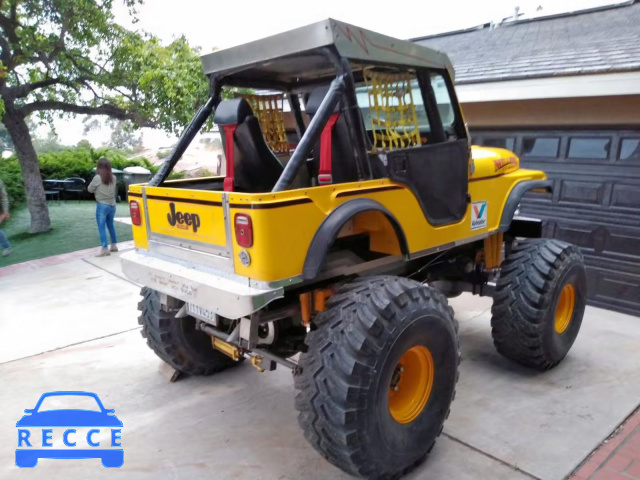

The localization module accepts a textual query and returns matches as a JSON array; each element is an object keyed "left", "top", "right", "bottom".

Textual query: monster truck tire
[
  {"left": 138, "top": 287, "right": 240, "bottom": 376},
  {"left": 491, "top": 239, "right": 587, "bottom": 371},
  {"left": 294, "top": 276, "right": 460, "bottom": 479}
]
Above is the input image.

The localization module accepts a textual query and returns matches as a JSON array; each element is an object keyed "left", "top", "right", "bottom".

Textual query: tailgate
[{"left": 141, "top": 186, "right": 233, "bottom": 269}]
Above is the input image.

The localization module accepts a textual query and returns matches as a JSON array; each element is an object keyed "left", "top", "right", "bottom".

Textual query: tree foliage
[
  {"left": 1, "top": 0, "right": 209, "bottom": 131},
  {"left": 108, "top": 120, "right": 143, "bottom": 151},
  {"left": 0, "top": 0, "right": 211, "bottom": 232},
  {"left": 32, "top": 129, "right": 65, "bottom": 154},
  {"left": 83, "top": 117, "right": 143, "bottom": 151}
]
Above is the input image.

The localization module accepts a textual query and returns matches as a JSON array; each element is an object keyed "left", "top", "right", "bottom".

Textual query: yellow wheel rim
[
  {"left": 388, "top": 345, "right": 434, "bottom": 424},
  {"left": 554, "top": 284, "right": 576, "bottom": 334}
]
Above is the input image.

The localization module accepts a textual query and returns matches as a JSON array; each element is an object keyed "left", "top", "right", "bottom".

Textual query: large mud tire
[
  {"left": 491, "top": 239, "right": 587, "bottom": 370},
  {"left": 294, "top": 276, "right": 460, "bottom": 479},
  {"left": 138, "top": 287, "right": 240, "bottom": 376}
]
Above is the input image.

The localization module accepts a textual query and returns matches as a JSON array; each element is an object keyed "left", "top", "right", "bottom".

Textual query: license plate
[{"left": 187, "top": 303, "right": 216, "bottom": 323}]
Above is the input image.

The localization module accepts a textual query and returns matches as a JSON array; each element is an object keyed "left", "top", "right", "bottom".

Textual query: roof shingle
[{"left": 414, "top": 1, "right": 640, "bottom": 84}]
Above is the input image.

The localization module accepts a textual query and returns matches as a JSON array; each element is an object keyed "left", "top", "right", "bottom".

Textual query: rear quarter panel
[{"left": 229, "top": 170, "right": 546, "bottom": 282}]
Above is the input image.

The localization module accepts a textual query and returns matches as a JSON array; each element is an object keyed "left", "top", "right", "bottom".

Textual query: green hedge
[
  {"left": 0, "top": 157, "right": 24, "bottom": 207},
  {"left": 0, "top": 146, "right": 161, "bottom": 208}
]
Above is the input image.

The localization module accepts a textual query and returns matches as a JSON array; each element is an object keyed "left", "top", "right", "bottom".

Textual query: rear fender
[{"left": 302, "top": 199, "right": 409, "bottom": 280}]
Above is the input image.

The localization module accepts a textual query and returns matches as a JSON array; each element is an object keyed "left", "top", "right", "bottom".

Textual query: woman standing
[{"left": 88, "top": 158, "right": 118, "bottom": 257}]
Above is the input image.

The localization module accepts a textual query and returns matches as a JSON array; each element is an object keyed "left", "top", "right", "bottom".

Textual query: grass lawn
[{"left": 0, "top": 201, "right": 133, "bottom": 267}]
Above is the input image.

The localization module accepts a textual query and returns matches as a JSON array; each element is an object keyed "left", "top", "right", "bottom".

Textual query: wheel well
[
  {"left": 302, "top": 199, "right": 409, "bottom": 280},
  {"left": 498, "top": 179, "right": 552, "bottom": 232}
]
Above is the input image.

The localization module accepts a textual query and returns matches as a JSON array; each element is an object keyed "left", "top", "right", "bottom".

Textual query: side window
[
  {"left": 355, "top": 69, "right": 460, "bottom": 150},
  {"left": 429, "top": 73, "right": 455, "bottom": 131},
  {"left": 410, "top": 80, "right": 431, "bottom": 131},
  {"left": 356, "top": 69, "right": 424, "bottom": 150},
  {"left": 567, "top": 137, "right": 611, "bottom": 159},
  {"left": 618, "top": 138, "right": 640, "bottom": 160},
  {"left": 523, "top": 137, "right": 560, "bottom": 158}
]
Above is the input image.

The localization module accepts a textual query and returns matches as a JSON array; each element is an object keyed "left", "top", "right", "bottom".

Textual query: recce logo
[{"left": 15, "top": 391, "right": 123, "bottom": 468}]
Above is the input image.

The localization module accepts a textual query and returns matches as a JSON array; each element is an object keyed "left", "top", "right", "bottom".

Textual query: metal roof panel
[{"left": 199, "top": 19, "right": 452, "bottom": 81}]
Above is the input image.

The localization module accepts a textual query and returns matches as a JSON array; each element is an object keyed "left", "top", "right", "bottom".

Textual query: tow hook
[{"left": 250, "top": 355, "right": 265, "bottom": 372}]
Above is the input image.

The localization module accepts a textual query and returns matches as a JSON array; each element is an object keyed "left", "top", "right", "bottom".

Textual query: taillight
[
  {"left": 130, "top": 200, "right": 142, "bottom": 226},
  {"left": 234, "top": 213, "right": 253, "bottom": 247}
]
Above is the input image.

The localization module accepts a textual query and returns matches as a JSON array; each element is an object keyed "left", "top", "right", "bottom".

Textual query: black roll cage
[{"left": 148, "top": 47, "right": 466, "bottom": 190}]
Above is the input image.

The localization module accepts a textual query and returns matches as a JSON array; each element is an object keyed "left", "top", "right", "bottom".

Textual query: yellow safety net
[
  {"left": 363, "top": 68, "right": 421, "bottom": 151},
  {"left": 239, "top": 94, "right": 290, "bottom": 153}
]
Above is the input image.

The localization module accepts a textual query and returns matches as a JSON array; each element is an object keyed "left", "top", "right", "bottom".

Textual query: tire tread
[
  {"left": 294, "top": 276, "right": 460, "bottom": 479},
  {"left": 138, "top": 287, "right": 238, "bottom": 376},
  {"left": 491, "top": 239, "right": 585, "bottom": 370}
]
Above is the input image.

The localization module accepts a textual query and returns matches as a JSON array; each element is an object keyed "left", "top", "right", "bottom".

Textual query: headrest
[
  {"left": 213, "top": 98, "right": 254, "bottom": 126},
  {"left": 305, "top": 86, "right": 341, "bottom": 116}
]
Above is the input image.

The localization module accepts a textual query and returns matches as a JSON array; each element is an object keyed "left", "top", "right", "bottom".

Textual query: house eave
[{"left": 456, "top": 71, "right": 640, "bottom": 103}]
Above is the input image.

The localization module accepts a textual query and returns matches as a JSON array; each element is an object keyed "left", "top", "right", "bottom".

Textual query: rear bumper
[{"left": 120, "top": 250, "right": 284, "bottom": 319}]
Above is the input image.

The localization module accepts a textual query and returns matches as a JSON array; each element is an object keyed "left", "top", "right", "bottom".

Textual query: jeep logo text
[{"left": 167, "top": 203, "right": 201, "bottom": 233}]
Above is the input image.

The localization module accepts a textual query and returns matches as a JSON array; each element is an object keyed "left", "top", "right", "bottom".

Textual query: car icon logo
[{"left": 16, "top": 391, "right": 123, "bottom": 468}]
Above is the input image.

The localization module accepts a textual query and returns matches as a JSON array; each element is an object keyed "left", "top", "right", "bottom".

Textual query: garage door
[{"left": 473, "top": 129, "right": 640, "bottom": 316}]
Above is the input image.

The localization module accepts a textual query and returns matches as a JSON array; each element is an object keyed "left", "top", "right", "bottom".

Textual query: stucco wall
[{"left": 461, "top": 95, "right": 640, "bottom": 128}]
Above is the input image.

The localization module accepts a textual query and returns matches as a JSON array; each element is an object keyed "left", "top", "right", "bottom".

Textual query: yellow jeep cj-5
[{"left": 121, "top": 19, "right": 587, "bottom": 479}]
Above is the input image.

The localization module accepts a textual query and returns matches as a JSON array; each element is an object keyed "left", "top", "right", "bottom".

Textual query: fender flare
[
  {"left": 497, "top": 179, "right": 553, "bottom": 232},
  {"left": 302, "top": 199, "right": 409, "bottom": 280}
]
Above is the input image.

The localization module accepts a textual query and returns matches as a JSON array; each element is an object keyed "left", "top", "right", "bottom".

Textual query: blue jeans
[
  {"left": 0, "top": 229, "right": 9, "bottom": 249},
  {"left": 96, "top": 203, "right": 117, "bottom": 248}
]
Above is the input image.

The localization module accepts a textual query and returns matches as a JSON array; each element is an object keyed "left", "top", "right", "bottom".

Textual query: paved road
[{"left": 1, "top": 251, "right": 639, "bottom": 479}]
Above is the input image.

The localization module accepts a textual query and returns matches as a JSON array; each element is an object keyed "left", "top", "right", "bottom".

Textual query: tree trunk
[{"left": 2, "top": 105, "right": 51, "bottom": 233}]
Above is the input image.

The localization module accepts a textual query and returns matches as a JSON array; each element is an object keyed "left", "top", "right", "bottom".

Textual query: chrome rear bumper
[{"left": 121, "top": 250, "right": 283, "bottom": 319}]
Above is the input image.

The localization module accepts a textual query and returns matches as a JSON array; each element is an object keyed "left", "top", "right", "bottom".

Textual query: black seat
[
  {"left": 214, "top": 98, "right": 284, "bottom": 193},
  {"left": 306, "top": 87, "right": 386, "bottom": 183},
  {"left": 305, "top": 87, "right": 359, "bottom": 184}
]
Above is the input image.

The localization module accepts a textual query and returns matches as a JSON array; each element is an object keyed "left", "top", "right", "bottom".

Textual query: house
[{"left": 414, "top": 1, "right": 640, "bottom": 315}]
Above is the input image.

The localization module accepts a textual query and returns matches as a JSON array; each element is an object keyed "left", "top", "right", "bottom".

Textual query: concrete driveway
[{"left": 1, "top": 250, "right": 639, "bottom": 480}]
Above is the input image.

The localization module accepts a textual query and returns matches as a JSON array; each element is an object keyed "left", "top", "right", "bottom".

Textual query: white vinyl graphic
[{"left": 471, "top": 201, "right": 488, "bottom": 231}]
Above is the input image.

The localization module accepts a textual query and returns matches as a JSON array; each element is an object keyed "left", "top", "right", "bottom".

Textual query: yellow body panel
[
  {"left": 230, "top": 170, "right": 545, "bottom": 281},
  {"left": 471, "top": 145, "right": 520, "bottom": 179},
  {"left": 129, "top": 148, "right": 547, "bottom": 283},
  {"left": 144, "top": 188, "right": 226, "bottom": 247}
]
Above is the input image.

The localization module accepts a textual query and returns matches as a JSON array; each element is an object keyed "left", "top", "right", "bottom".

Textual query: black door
[
  {"left": 387, "top": 139, "right": 469, "bottom": 225},
  {"left": 475, "top": 129, "right": 640, "bottom": 316}
]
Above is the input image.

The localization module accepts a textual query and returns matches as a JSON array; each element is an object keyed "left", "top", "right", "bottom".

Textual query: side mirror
[
  {"left": 104, "top": 409, "right": 115, "bottom": 414},
  {"left": 23, "top": 409, "right": 34, "bottom": 414}
]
